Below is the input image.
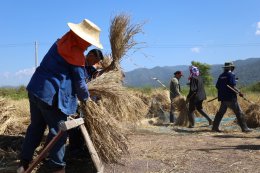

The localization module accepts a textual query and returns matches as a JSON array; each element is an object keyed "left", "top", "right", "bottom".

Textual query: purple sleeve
[{"left": 71, "top": 66, "right": 89, "bottom": 101}]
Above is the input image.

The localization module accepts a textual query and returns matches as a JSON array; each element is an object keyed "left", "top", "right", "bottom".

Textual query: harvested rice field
[
  {"left": 0, "top": 114, "right": 260, "bottom": 173},
  {"left": 105, "top": 124, "right": 260, "bottom": 173}
]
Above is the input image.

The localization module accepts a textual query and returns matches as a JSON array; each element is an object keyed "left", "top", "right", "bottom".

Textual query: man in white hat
[
  {"left": 17, "top": 19, "right": 103, "bottom": 173},
  {"left": 212, "top": 62, "right": 252, "bottom": 133}
]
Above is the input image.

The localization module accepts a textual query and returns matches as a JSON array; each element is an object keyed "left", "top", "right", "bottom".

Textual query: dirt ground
[
  {"left": 105, "top": 125, "right": 260, "bottom": 173},
  {"left": 0, "top": 119, "right": 260, "bottom": 173}
]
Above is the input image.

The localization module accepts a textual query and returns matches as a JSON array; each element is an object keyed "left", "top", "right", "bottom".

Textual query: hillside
[{"left": 124, "top": 58, "right": 260, "bottom": 87}]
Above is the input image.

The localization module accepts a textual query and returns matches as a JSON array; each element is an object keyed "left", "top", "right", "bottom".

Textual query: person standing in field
[
  {"left": 17, "top": 19, "right": 103, "bottom": 173},
  {"left": 169, "top": 70, "right": 183, "bottom": 123},
  {"left": 212, "top": 62, "right": 252, "bottom": 133},
  {"left": 187, "top": 66, "right": 213, "bottom": 128}
]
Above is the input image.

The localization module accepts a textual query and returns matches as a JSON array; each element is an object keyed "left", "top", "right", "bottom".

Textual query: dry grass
[
  {"left": 0, "top": 97, "right": 29, "bottom": 135},
  {"left": 80, "top": 100, "right": 129, "bottom": 163},
  {"left": 77, "top": 13, "right": 147, "bottom": 163},
  {"left": 244, "top": 103, "right": 260, "bottom": 128},
  {"left": 174, "top": 96, "right": 189, "bottom": 126}
]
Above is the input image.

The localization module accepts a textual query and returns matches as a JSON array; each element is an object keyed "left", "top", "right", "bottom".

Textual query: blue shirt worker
[
  {"left": 212, "top": 62, "right": 252, "bottom": 133},
  {"left": 17, "top": 19, "right": 103, "bottom": 173}
]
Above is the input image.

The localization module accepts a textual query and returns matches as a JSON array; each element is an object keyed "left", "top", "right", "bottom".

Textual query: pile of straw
[
  {"left": 245, "top": 103, "right": 260, "bottom": 128},
  {"left": 0, "top": 97, "right": 15, "bottom": 135},
  {"left": 0, "top": 98, "right": 29, "bottom": 135},
  {"left": 173, "top": 96, "right": 189, "bottom": 126}
]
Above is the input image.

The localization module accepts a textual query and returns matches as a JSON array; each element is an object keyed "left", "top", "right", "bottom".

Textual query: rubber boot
[
  {"left": 188, "top": 112, "right": 195, "bottom": 128},
  {"left": 198, "top": 109, "right": 213, "bottom": 125},
  {"left": 212, "top": 112, "right": 223, "bottom": 132},
  {"left": 236, "top": 113, "right": 252, "bottom": 133}
]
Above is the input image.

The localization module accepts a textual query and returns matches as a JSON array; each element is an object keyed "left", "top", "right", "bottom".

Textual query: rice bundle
[
  {"left": 244, "top": 103, "right": 260, "bottom": 128},
  {"left": 80, "top": 101, "right": 128, "bottom": 163},
  {"left": 80, "top": 13, "right": 146, "bottom": 163},
  {"left": 88, "top": 70, "right": 148, "bottom": 122},
  {"left": 173, "top": 96, "right": 189, "bottom": 126}
]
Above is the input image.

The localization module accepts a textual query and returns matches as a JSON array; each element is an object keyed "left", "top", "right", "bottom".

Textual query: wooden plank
[
  {"left": 59, "top": 118, "right": 84, "bottom": 131},
  {"left": 24, "top": 130, "right": 65, "bottom": 173},
  {"left": 79, "top": 124, "right": 104, "bottom": 173}
]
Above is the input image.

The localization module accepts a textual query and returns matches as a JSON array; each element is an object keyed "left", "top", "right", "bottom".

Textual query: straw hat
[
  {"left": 68, "top": 19, "right": 103, "bottom": 49},
  {"left": 222, "top": 62, "right": 235, "bottom": 68}
]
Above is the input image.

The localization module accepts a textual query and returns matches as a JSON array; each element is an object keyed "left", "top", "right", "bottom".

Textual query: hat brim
[
  {"left": 68, "top": 23, "right": 103, "bottom": 49},
  {"left": 222, "top": 66, "right": 235, "bottom": 68}
]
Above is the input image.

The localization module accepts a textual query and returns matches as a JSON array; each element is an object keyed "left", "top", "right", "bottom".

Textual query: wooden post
[{"left": 79, "top": 124, "right": 104, "bottom": 173}]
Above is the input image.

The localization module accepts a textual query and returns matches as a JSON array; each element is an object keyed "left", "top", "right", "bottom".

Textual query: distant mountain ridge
[{"left": 124, "top": 58, "right": 260, "bottom": 87}]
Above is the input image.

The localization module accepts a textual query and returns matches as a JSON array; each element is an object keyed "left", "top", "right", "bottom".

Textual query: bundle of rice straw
[
  {"left": 104, "top": 13, "right": 143, "bottom": 72},
  {"left": 88, "top": 70, "right": 148, "bottom": 122},
  {"left": 244, "top": 103, "right": 260, "bottom": 128},
  {"left": 80, "top": 100, "right": 128, "bottom": 163},
  {"left": 173, "top": 96, "right": 189, "bottom": 126},
  {"left": 80, "top": 13, "right": 147, "bottom": 163}
]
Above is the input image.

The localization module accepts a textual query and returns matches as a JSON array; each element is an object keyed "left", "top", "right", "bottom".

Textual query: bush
[{"left": 0, "top": 86, "right": 28, "bottom": 100}]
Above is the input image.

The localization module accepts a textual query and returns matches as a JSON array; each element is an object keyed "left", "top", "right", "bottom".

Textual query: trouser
[
  {"left": 170, "top": 100, "right": 177, "bottom": 123},
  {"left": 20, "top": 92, "right": 68, "bottom": 170},
  {"left": 212, "top": 101, "right": 249, "bottom": 131},
  {"left": 188, "top": 100, "right": 212, "bottom": 126},
  {"left": 68, "top": 127, "right": 85, "bottom": 151}
]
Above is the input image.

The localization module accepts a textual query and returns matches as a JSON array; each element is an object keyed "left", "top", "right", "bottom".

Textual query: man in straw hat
[
  {"left": 17, "top": 19, "right": 103, "bottom": 173},
  {"left": 212, "top": 62, "right": 252, "bottom": 133},
  {"left": 169, "top": 70, "right": 183, "bottom": 123}
]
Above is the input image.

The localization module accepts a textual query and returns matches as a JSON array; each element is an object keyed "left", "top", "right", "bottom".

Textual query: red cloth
[{"left": 57, "top": 30, "right": 90, "bottom": 66}]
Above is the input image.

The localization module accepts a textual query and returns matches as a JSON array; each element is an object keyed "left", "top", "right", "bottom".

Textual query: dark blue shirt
[
  {"left": 216, "top": 71, "right": 237, "bottom": 101},
  {"left": 27, "top": 42, "right": 89, "bottom": 115}
]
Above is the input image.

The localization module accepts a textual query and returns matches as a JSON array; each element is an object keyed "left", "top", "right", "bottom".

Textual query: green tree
[{"left": 191, "top": 61, "right": 213, "bottom": 86}]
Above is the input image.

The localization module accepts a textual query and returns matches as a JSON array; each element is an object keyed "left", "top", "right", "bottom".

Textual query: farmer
[
  {"left": 85, "top": 48, "right": 104, "bottom": 82},
  {"left": 187, "top": 66, "right": 213, "bottom": 128},
  {"left": 17, "top": 19, "right": 103, "bottom": 173},
  {"left": 68, "top": 48, "right": 104, "bottom": 158},
  {"left": 212, "top": 62, "right": 252, "bottom": 133},
  {"left": 169, "top": 70, "right": 183, "bottom": 123}
]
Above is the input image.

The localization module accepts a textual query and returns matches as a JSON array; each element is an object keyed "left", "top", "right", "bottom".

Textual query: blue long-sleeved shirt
[
  {"left": 216, "top": 71, "right": 237, "bottom": 101},
  {"left": 27, "top": 42, "right": 89, "bottom": 115}
]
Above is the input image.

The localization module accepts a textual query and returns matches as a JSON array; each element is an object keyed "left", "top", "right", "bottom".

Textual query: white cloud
[
  {"left": 191, "top": 47, "right": 200, "bottom": 53},
  {"left": 257, "top": 21, "right": 260, "bottom": 29},
  {"left": 256, "top": 30, "right": 260, "bottom": 36},
  {"left": 0, "top": 68, "right": 35, "bottom": 86},
  {"left": 15, "top": 67, "right": 35, "bottom": 77}
]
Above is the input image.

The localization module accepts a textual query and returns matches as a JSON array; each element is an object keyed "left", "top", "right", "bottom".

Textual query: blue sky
[{"left": 0, "top": 0, "right": 260, "bottom": 86}]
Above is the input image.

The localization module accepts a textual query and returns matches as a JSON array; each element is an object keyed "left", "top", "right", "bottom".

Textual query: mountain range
[{"left": 124, "top": 58, "right": 260, "bottom": 87}]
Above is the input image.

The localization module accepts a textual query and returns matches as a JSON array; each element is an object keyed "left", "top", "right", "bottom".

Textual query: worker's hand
[
  {"left": 82, "top": 98, "right": 93, "bottom": 106},
  {"left": 239, "top": 92, "right": 244, "bottom": 97}
]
